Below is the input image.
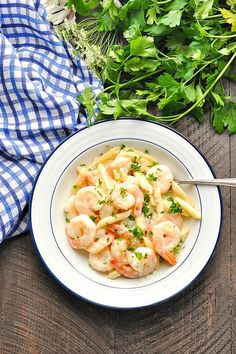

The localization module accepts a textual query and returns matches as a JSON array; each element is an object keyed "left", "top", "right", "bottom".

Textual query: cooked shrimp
[
  {"left": 86, "top": 229, "right": 114, "bottom": 254},
  {"left": 110, "top": 247, "right": 157, "bottom": 278},
  {"left": 64, "top": 196, "right": 78, "bottom": 221},
  {"left": 135, "top": 213, "right": 149, "bottom": 231},
  {"left": 99, "top": 204, "right": 114, "bottom": 219},
  {"left": 66, "top": 215, "right": 96, "bottom": 250},
  {"left": 75, "top": 186, "right": 103, "bottom": 216},
  {"left": 112, "top": 182, "right": 144, "bottom": 217},
  {"left": 108, "top": 156, "right": 131, "bottom": 176},
  {"left": 108, "top": 223, "right": 130, "bottom": 238},
  {"left": 147, "top": 165, "right": 173, "bottom": 193},
  {"left": 110, "top": 238, "right": 129, "bottom": 264},
  {"left": 152, "top": 221, "right": 181, "bottom": 265},
  {"left": 86, "top": 169, "right": 100, "bottom": 186},
  {"left": 89, "top": 247, "right": 113, "bottom": 272},
  {"left": 128, "top": 247, "right": 157, "bottom": 275},
  {"left": 134, "top": 172, "right": 153, "bottom": 194},
  {"left": 109, "top": 259, "right": 139, "bottom": 278},
  {"left": 159, "top": 212, "right": 183, "bottom": 230}
]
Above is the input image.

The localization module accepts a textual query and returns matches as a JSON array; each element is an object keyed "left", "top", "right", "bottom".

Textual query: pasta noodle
[{"left": 64, "top": 145, "right": 201, "bottom": 279}]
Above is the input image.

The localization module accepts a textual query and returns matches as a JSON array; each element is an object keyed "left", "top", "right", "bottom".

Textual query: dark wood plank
[
  {"left": 0, "top": 235, "right": 114, "bottom": 354},
  {"left": 229, "top": 78, "right": 236, "bottom": 354},
  {"left": 114, "top": 116, "right": 233, "bottom": 354}
]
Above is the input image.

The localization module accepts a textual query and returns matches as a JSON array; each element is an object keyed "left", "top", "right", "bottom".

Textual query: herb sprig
[{"left": 66, "top": 0, "right": 236, "bottom": 134}]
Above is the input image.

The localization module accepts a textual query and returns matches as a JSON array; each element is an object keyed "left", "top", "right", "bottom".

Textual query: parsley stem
[
  {"left": 155, "top": 0, "right": 172, "bottom": 3},
  {"left": 156, "top": 48, "right": 176, "bottom": 61},
  {"left": 197, "top": 20, "right": 236, "bottom": 39},
  {"left": 136, "top": 52, "right": 236, "bottom": 123},
  {"left": 176, "top": 51, "right": 236, "bottom": 120},
  {"left": 183, "top": 55, "right": 224, "bottom": 85},
  {"left": 103, "top": 69, "right": 162, "bottom": 92},
  {"left": 203, "top": 14, "right": 222, "bottom": 19}
]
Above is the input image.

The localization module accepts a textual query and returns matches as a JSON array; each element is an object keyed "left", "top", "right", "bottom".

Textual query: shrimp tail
[
  {"left": 110, "top": 259, "right": 139, "bottom": 278},
  {"left": 162, "top": 251, "right": 177, "bottom": 266}
]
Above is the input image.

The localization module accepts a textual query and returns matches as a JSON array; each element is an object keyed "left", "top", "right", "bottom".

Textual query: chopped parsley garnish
[
  {"left": 129, "top": 226, "right": 144, "bottom": 240},
  {"left": 142, "top": 204, "right": 150, "bottom": 218},
  {"left": 144, "top": 194, "right": 150, "bottom": 203},
  {"left": 106, "top": 237, "right": 110, "bottom": 242},
  {"left": 120, "top": 187, "right": 128, "bottom": 198},
  {"left": 172, "top": 239, "right": 184, "bottom": 254},
  {"left": 142, "top": 194, "right": 153, "bottom": 218},
  {"left": 147, "top": 173, "right": 157, "bottom": 181},
  {"left": 111, "top": 212, "right": 117, "bottom": 218},
  {"left": 96, "top": 190, "right": 103, "bottom": 197},
  {"left": 73, "top": 185, "right": 78, "bottom": 189},
  {"left": 89, "top": 215, "right": 96, "bottom": 222},
  {"left": 109, "top": 185, "right": 115, "bottom": 195},
  {"left": 128, "top": 215, "right": 135, "bottom": 221},
  {"left": 130, "top": 156, "right": 141, "bottom": 172},
  {"left": 127, "top": 246, "right": 135, "bottom": 252},
  {"left": 79, "top": 164, "right": 86, "bottom": 167},
  {"left": 98, "top": 199, "right": 106, "bottom": 205},
  {"left": 97, "top": 179, "right": 102, "bottom": 187},
  {"left": 106, "top": 199, "right": 114, "bottom": 205},
  {"left": 150, "top": 161, "right": 158, "bottom": 167},
  {"left": 65, "top": 217, "right": 70, "bottom": 223},
  {"left": 130, "top": 162, "right": 141, "bottom": 172},
  {"left": 160, "top": 211, "right": 164, "bottom": 214},
  {"left": 144, "top": 149, "right": 149, "bottom": 154},
  {"left": 167, "top": 197, "right": 183, "bottom": 214},
  {"left": 117, "top": 237, "right": 123, "bottom": 241},
  {"left": 148, "top": 231, "right": 153, "bottom": 237},
  {"left": 120, "top": 144, "right": 126, "bottom": 150},
  {"left": 134, "top": 252, "right": 143, "bottom": 260},
  {"left": 94, "top": 237, "right": 99, "bottom": 242}
]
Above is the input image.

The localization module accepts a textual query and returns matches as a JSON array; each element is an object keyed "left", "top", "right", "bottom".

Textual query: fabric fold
[{"left": 0, "top": 0, "right": 103, "bottom": 243}]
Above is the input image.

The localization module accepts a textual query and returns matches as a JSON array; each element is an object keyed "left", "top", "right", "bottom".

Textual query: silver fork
[{"left": 174, "top": 178, "right": 236, "bottom": 187}]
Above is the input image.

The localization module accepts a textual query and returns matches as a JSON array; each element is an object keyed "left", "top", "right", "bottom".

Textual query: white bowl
[{"left": 30, "top": 119, "right": 222, "bottom": 309}]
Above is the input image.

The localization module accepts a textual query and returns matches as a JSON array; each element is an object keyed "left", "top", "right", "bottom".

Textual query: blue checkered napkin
[{"left": 0, "top": 0, "right": 103, "bottom": 243}]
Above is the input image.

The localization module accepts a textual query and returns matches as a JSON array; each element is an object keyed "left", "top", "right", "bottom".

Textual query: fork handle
[{"left": 176, "top": 178, "right": 236, "bottom": 187}]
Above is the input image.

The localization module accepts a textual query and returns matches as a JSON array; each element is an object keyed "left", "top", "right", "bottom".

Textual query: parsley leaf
[
  {"left": 129, "top": 226, "right": 144, "bottom": 240},
  {"left": 127, "top": 246, "right": 135, "bottom": 252},
  {"left": 160, "top": 10, "right": 184, "bottom": 28},
  {"left": 212, "top": 102, "right": 236, "bottom": 134},
  {"left": 77, "top": 87, "right": 95, "bottom": 125},
  {"left": 167, "top": 197, "right": 183, "bottom": 214},
  {"left": 134, "top": 252, "right": 143, "bottom": 260},
  {"left": 130, "top": 36, "right": 157, "bottom": 58},
  {"left": 120, "top": 187, "right": 128, "bottom": 198},
  {"left": 147, "top": 173, "right": 157, "bottom": 181},
  {"left": 172, "top": 238, "right": 184, "bottom": 254}
]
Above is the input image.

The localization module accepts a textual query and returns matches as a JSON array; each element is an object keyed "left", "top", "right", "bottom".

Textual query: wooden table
[{"left": 1, "top": 107, "right": 236, "bottom": 352}]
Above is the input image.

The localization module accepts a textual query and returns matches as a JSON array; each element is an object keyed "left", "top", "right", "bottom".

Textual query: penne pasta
[
  {"left": 172, "top": 181, "right": 195, "bottom": 206},
  {"left": 96, "top": 210, "right": 131, "bottom": 228},
  {"left": 91, "top": 146, "right": 120, "bottom": 167},
  {"left": 175, "top": 197, "right": 201, "bottom": 219},
  {"left": 97, "top": 163, "right": 111, "bottom": 191}
]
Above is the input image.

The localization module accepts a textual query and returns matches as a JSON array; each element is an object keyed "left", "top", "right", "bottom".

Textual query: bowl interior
[{"left": 50, "top": 138, "right": 201, "bottom": 289}]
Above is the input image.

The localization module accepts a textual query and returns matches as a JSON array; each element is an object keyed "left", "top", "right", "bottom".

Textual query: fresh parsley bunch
[{"left": 66, "top": 0, "right": 236, "bottom": 134}]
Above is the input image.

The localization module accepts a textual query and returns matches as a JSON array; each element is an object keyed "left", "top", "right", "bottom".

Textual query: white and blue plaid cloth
[{"left": 0, "top": 0, "right": 102, "bottom": 243}]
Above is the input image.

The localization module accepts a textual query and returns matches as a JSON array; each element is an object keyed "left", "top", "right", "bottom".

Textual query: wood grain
[{"left": 1, "top": 89, "right": 236, "bottom": 354}]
